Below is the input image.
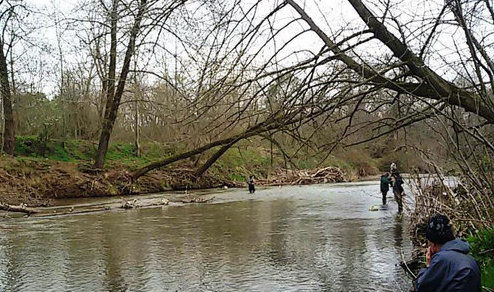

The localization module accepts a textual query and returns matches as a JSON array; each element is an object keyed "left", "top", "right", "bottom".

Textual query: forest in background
[
  {"left": 0, "top": 0, "right": 458, "bottom": 179},
  {"left": 0, "top": 1, "right": 492, "bottom": 284},
  {"left": 9, "top": 84, "right": 444, "bottom": 175}
]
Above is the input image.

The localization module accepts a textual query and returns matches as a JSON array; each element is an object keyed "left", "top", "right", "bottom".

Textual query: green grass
[
  {"left": 47, "top": 144, "right": 71, "bottom": 161},
  {"left": 230, "top": 173, "right": 246, "bottom": 181},
  {"left": 14, "top": 136, "right": 39, "bottom": 156},
  {"left": 13, "top": 137, "right": 155, "bottom": 167},
  {"left": 467, "top": 227, "right": 494, "bottom": 289},
  {"left": 15, "top": 137, "right": 91, "bottom": 162},
  {"left": 11, "top": 136, "right": 377, "bottom": 178},
  {"left": 106, "top": 143, "right": 135, "bottom": 160},
  {"left": 12, "top": 137, "right": 184, "bottom": 170}
]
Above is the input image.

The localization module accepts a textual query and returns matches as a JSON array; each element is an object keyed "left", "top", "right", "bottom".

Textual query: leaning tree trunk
[
  {"left": 131, "top": 118, "right": 276, "bottom": 180},
  {"left": 0, "top": 43, "right": 14, "bottom": 155},
  {"left": 130, "top": 112, "right": 298, "bottom": 180},
  {"left": 194, "top": 140, "right": 240, "bottom": 177},
  {"left": 286, "top": 0, "right": 494, "bottom": 124},
  {"left": 132, "top": 135, "right": 248, "bottom": 180}
]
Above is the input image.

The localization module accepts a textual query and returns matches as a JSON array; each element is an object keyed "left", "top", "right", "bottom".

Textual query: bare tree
[
  {"left": 0, "top": 0, "right": 27, "bottom": 155},
  {"left": 93, "top": 0, "right": 148, "bottom": 168},
  {"left": 279, "top": 0, "right": 494, "bottom": 230},
  {"left": 285, "top": 0, "right": 494, "bottom": 124}
]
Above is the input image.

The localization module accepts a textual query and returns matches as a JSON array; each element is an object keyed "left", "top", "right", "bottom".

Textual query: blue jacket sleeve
[{"left": 414, "top": 255, "right": 446, "bottom": 292}]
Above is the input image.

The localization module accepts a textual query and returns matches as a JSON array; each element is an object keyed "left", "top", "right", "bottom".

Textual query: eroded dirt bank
[{"left": 0, "top": 157, "right": 346, "bottom": 209}]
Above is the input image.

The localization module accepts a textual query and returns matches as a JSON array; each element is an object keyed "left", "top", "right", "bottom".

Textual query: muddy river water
[{"left": 0, "top": 181, "right": 414, "bottom": 291}]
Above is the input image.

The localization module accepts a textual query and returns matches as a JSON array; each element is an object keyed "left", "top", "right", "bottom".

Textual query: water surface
[{"left": 0, "top": 182, "right": 413, "bottom": 291}]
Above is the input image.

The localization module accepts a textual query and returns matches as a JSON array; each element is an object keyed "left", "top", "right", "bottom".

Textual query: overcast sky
[{"left": 14, "top": 0, "right": 476, "bottom": 98}]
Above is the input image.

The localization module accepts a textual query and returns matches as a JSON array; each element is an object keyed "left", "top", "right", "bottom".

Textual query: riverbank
[
  {"left": 1, "top": 165, "right": 358, "bottom": 218},
  {"left": 0, "top": 155, "right": 226, "bottom": 207},
  {"left": 1, "top": 137, "right": 376, "bottom": 208},
  {"left": 402, "top": 175, "right": 494, "bottom": 290},
  {"left": 0, "top": 155, "right": 347, "bottom": 209}
]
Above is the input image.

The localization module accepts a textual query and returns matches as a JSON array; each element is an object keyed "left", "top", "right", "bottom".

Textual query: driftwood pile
[{"left": 258, "top": 167, "right": 345, "bottom": 186}]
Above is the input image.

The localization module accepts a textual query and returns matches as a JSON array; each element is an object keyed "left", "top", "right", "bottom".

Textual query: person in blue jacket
[{"left": 413, "top": 214, "right": 481, "bottom": 292}]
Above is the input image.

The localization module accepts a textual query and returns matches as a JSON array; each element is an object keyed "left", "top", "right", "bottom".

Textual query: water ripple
[{"left": 0, "top": 182, "right": 413, "bottom": 291}]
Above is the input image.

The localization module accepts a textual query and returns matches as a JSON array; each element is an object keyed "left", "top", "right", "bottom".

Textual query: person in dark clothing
[
  {"left": 380, "top": 172, "right": 392, "bottom": 205},
  {"left": 247, "top": 175, "right": 255, "bottom": 194},
  {"left": 390, "top": 162, "right": 397, "bottom": 174},
  {"left": 391, "top": 172, "right": 404, "bottom": 213},
  {"left": 413, "top": 214, "right": 481, "bottom": 292}
]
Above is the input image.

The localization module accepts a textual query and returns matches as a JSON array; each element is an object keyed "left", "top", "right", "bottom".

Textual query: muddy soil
[{"left": 0, "top": 157, "right": 347, "bottom": 208}]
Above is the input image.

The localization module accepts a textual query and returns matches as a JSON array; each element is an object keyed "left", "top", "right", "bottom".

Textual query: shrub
[{"left": 467, "top": 227, "right": 494, "bottom": 289}]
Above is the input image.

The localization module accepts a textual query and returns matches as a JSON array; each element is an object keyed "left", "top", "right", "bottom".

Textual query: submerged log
[
  {"left": 0, "top": 203, "right": 38, "bottom": 214},
  {"left": 121, "top": 199, "right": 141, "bottom": 209},
  {"left": 181, "top": 196, "right": 213, "bottom": 204},
  {"left": 120, "top": 197, "right": 169, "bottom": 209}
]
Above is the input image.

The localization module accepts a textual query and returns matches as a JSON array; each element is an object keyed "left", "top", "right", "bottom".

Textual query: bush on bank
[{"left": 467, "top": 227, "right": 494, "bottom": 289}]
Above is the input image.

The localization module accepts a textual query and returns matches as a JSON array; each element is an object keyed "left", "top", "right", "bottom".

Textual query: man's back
[
  {"left": 380, "top": 175, "right": 390, "bottom": 191},
  {"left": 415, "top": 239, "right": 481, "bottom": 292}
]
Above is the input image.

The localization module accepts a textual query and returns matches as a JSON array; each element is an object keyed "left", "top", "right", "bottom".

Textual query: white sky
[{"left": 14, "top": 0, "right": 483, "bottom": 98}]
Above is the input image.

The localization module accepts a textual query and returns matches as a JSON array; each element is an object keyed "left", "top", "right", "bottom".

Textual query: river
[{"left": 0, "top": 181, "right": 413, "bottom": 291}]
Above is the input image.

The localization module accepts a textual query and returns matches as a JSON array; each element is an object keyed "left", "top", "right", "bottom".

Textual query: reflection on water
[{"left": 0, "top": 182, "right": 413, "bottom": 291}]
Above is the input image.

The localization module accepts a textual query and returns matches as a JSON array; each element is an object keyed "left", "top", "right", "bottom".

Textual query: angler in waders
[
  {"left": 391, "top": 172, "right": 405, "bottom": 213},
  {"left": 380, "top": 172, "right": 392, "bottom": 205},
  {"left": 247, "top": 175, "right": 255, "bottom": 194}
]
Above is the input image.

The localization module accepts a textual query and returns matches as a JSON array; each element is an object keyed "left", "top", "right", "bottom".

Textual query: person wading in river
[
  {"left": 390, "top": 162, "right": 398, "bottom": 174},
  {"left": 380, "top": 172, "right": 392, "bottom": 205},
  {"left": 391, "top": 172, "right": 404, "bottom": 213},
  {"left": 413, "top": 214, "right": 481, "bottom": 292},
  {"left": 247, "top": 175, "right": 255, "bottom": 194}
]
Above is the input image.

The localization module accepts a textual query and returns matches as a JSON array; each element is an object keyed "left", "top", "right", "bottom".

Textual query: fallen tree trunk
[
  {"left": 0, "top": 203, "right": 38, "bottom": 215},
  {"left": 181, "top": 196, "right": 214, "bottom": 204},
  {"left": 286, "top": 0, "right": 494, "bottom": 124},
  {"left": 131, "top": 116, "right": 282, "bottom": 180},
  {"left": 194, "top": 139, "right": 241, "bottom": 178}
]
